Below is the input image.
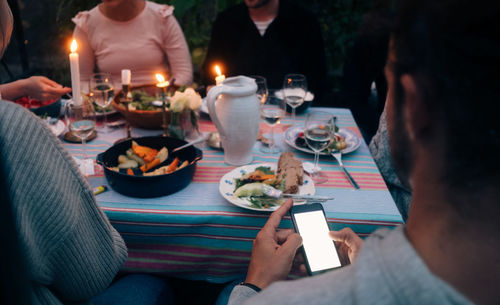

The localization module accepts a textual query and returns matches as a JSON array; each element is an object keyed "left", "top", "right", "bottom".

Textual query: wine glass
[
  {"left": 283, "top": 74, "right": 307, "bottom": 126},
  {"left": 90, "top": 73, "right": 114, "bottom": 133},
  {"left": 260, "top": 91, "right": 286, "bottom": 154},
  {"left": 304, "top": 111, "right": 335, "bottom": 184},
  {"left": 65, "top": 99, "right": 96, "bottom": 162},
  {"left": 250, "top": 75, "right": 268, "bottom": 105}
]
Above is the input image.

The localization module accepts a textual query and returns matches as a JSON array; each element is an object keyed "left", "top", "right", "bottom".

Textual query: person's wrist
[
  {"left": 245, "top": 274, "right": 269, "bottom": 290},
  {"left": 18, "top": 78, "right": 32, "bottom": 96},
  {"left": 239, "top": 282, "right": 261, "bottom": 292}
]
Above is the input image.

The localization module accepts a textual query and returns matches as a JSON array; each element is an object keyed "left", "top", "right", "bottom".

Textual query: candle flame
[
  {"left": 70, "top": 40, "right": 77, "bottom": 53},
  {"left": 155, "top": 73, "right": 165, "bottom": 83},
  {"left": 215, "top": 65, "right": 222, "bottom": 76}
]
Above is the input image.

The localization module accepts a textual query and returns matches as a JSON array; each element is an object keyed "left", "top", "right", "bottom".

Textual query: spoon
[{"left": 172, "top": 134, "right": 209, "bottom": 153}]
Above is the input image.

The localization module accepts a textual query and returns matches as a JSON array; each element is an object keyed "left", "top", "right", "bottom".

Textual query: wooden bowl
[{"left": 112, "top": 84, "right": 179, "bottom": 129}]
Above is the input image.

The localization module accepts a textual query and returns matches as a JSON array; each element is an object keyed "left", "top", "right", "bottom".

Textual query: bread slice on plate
[{"left": 276, "top": 152, "right": 303, "bottom": 194}]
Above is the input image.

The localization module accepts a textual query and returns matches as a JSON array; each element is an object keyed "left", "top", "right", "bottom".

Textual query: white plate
[
  {"left": 284, "top": 126, "right": 361, "bottom": 155},
  {"left": 219, "top": 163, "right": 315, "bottom": 212},
  {"left": 47, "top": 120, "right": 65, "bottom": 137},
  {"left": 274, "top": 89, "right": 314, "bottom": 102}
]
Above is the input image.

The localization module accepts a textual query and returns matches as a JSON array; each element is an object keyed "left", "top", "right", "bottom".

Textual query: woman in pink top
[{"left": 72, "top": 0, "right": 193, "bottom": 90}]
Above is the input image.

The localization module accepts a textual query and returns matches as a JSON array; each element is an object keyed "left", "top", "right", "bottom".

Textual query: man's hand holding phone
[
  {"left": 245, "top": 199, "right": 303, "bottom": 290},
  {"left": 329, "top": 227, "right": 363, "bottom": 264},
  {"left": 244, "top": 199, "right": 364, "bottom": 291}
]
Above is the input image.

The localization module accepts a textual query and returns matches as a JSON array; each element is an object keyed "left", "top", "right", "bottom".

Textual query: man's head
[
  {"left": 0, "top": 0, "right": 13, "bottom": 58},
  {"left": 386, "top": 0, "right": 500, "bottom": 218},
  {"left": 244, "top": 0, "right": 273, "bottom": 9}
]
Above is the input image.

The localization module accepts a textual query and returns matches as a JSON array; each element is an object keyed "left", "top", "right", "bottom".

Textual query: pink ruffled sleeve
[
  {"left": 72, "top": 11, "right": 95, "bottom": 91},
  {"left": 72, "top": 11, "right": 90, "bottom": 34},
  {"left": 152, "top": 4, "right": 193, "bottom": 86}
]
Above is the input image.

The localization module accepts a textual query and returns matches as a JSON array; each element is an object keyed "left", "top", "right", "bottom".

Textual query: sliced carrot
[
  {"left": 140, "top": 158, "right": 161, "bottom": 173},
  {"left": 143, "top": 149, "right": 158, "bottom": 163},
  {"left": 127, "top": 168, "right": 134, "bottom": 176},
  {"left": 165, "top": 157, "right": 180, "bottom": 174},
  {"left": 132, "top": 142, "right": 158, "bottom": 162},
  {"left": 257, "top": 174, "right": 275, "bottom": 180},
  {"left": 177, "top": 160, "right": 189, "bottom": 171}
]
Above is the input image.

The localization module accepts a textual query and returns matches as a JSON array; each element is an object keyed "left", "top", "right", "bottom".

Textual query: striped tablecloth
[{"left": 63, "top": 107, "right": 403, "bottom": 283}]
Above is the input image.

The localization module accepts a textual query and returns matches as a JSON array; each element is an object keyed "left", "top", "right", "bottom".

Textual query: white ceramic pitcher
[{"left": 207, "top": 76, "right": 259, "bottom": 165}]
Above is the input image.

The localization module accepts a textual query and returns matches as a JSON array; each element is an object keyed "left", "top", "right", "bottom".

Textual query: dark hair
[{"left": 391, "top": 0, "right": 500, "bottom": 214}]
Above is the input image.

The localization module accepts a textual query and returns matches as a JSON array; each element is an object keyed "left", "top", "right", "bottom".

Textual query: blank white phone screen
[{"left": 294, "top": 211, "right": 341, "bottom": 272}]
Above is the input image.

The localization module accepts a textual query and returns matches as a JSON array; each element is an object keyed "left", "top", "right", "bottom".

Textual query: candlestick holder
[
  {"left": 114, "top": 84, "right": 133, "bottom": 144},
  {"left": 160, "top": 87, "right": 168, "bottom": 137}
]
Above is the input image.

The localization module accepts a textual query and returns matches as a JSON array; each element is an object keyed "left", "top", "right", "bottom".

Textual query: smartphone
[{"left": 290, "top": 203, "right": 342, "bottom": 275}]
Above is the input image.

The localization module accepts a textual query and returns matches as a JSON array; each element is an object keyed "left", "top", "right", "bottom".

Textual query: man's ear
[{"left": 400, "top": 74, "right": 431, "bottom": 142}]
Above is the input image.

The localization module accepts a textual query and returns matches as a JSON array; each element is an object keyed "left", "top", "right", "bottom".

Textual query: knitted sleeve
[{"left": 0, "top": 102, "right": 127, "bottom": 302}]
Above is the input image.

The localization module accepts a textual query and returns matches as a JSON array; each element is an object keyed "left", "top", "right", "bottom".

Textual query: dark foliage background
[{"left": 2, "top": 0, "right": 391, "bottom": 98}]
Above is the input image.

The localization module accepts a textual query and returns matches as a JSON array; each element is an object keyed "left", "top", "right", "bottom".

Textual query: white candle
[
  {"left": 121, "top": 69, "right": 131, "bottom": 85},
  {"left": 215, "top": 65, "right": 225, "bottom": 86},
  {"left": 69, "top": 40, "right": 81, "bottom": 106}
]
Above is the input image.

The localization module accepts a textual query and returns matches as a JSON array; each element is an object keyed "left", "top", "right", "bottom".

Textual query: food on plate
[
  {"left": 277, "top": 152, "right": 304, "bottom": 194},
  {"left": 110, "top": 141, "right": 187, "bottom": 176},
  {"left": 14, "top": 96, "right": 57, "bottom": 108},
  {"left": 234, "top": 166, "right": 278, "bottom": 189},
  {"left": 295, "top": 129, "right": 347, "bottom": 152},
  {"left": 232, "top": 153, "right": 304, "bottom": 209},
  {"left": 234, "top": 182, "right": 265, "bottom": 197}
]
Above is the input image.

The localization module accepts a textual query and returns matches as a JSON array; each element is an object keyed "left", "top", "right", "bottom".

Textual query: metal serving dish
[{"left": 96, "top": 136, "right": 202, "bottom": 198}]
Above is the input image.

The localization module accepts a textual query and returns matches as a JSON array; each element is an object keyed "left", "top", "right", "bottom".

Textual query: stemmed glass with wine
[
  {"left": 90, "top": 73, "right": 114, "bottom": 133},
  {"left": 260, "top": 89, "right": 286, "bottom": 154},
  {"left": 304, "top": 111, "right": 335, "bottom": 184},
  {"left": 283, "top": 74, "right": 307, "bottom": 126}
]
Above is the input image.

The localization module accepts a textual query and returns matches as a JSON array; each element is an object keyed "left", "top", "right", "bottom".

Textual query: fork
[{"left": 331, "top": 152, "right": 360, "bottom": 189}]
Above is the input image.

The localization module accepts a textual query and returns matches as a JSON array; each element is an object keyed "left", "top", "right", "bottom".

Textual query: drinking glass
[
  {"left": 304, "top": 111, "right": 335, "bottom": 184},
  {"left": 90, "top": 73, "right": 114, "bottom": 133},
  {"left": 283, "top": 74, "right": 307, "bottom": 126},
  {"left": 260, "top": 92, "right": 286, "bottom": 154},
  {"left": 65, "top": 99, "right": 96, "bottom": 162},
  {"left": 250, "top": 75, "right": 268, "bottom": 105}
]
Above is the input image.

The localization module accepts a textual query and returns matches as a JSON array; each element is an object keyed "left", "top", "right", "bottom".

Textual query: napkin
[{"left": 73, "top": 157, "right": 95, "bottom": 176}]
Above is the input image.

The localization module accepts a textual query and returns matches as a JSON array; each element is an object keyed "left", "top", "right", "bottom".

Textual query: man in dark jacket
[{"left": 202, "top": 0, "right": 327, "bottom": 105}]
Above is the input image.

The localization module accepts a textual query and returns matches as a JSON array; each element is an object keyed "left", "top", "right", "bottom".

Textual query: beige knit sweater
[{"left": 0, "top": 101, "right": 127, "bottom": 304}]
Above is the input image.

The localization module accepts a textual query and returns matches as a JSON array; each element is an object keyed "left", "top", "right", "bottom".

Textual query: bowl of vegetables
[
  {"left": 96, "top": 136, "right": 202, "bottom": 198},
  {"left": 14, "top": 96, "right": 61, "bottom": 118},
  {"left": 111, "top": 84, "right": 176, "bottom": 129}
]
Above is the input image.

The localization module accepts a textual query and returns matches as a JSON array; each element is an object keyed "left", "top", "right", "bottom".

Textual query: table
[{"left": 63, "top": 107, "right": 403, "bottom": 283}]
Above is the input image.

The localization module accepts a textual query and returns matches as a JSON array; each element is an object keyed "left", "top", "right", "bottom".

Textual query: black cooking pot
[{"left": 96, "top": 136, "right": 202, "bottom": 198}]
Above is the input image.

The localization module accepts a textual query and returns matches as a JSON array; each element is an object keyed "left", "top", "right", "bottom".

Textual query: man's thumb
[{"left": 279, "top": 233, "right": 302, "bottom": 257}]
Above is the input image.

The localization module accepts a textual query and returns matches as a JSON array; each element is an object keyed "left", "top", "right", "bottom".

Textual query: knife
[{"left": 262, "top": 184, "right": 334, "bottom": 202}]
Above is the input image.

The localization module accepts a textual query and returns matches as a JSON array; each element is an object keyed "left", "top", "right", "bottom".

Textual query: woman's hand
[
  {"left": 22, "top": 76, "right": 71, "bottom": 101},
  {"left": 329, "top": 228, "right": 363, "bottom": 264}
]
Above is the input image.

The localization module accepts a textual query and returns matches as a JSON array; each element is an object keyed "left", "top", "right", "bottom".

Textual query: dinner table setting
[{"left": 21, "top": 48, "right": 403, "bottom": 283}]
